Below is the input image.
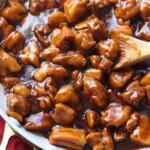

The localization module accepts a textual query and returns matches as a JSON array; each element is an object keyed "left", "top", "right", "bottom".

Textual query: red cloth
[{"left": 0, "top": 116, "right": 33, "bottom": 150}]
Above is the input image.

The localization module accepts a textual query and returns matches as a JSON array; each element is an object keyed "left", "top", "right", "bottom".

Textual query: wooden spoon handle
[{"left": 110, "top": 32, "right": 150, "bottom": 70}]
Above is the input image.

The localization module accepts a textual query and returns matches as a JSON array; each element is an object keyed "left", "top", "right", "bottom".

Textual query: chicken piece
[
  {"left": 34, "top": 24, "right": 52, "bottom": 47},
  {"left": 0, "top": 67, "right": 9, "bottom": 77},
  {"left": 86, "top": 132, "right": 102, "bottom": 146},
  {"left": 73, "top": 30, "right": 96, "bottom": 55},
  {"left": 117, "top": 18, "right": 130, "bottom": 26},
  {"left": 2, "top": 77, "right": 21, "bottom": 90},
  {"left": 1, "top": 0, "right": 27, "bottom": 23},
  {"left": 86, "top": 128, "right": 114, "bottom": 150},
  {"left": 126, "top": 112, "right": 140, "bottom": 132},
  {"left": 85, "top": 69, "right": 103, "bottom": 81},
  {"left": 137, "top": 22, "right": 150, "bottom": 41},
  {"left": 48, "top": 11, "right": 67, "bottom": 28},
  {"left": 55, "top": 86, "right": 82, "bottom": 111},
  {"left": 90, "top": 55, "right": 113, "bottom": 73},
  {"left": 101, "top": 104, "right": 132, "bottom": 127},
  {"left": 33, "top": 63, "right": 51, "bottom": 82},
  {"left": 52, "top": 103, "right": 76, "bottom": 125},
  {"left": 114, "top": 132, "right": 126, "bottom": 142},
  {"left": 141, "top": 72, "right": 150, "bottom": 86},
  {"left": 54, "top": 26, "right": 75, "bottom": 51},
  {"left": 126, "top": 112, "right": 150, "bottom": 146},
  {"left": 71, "top": 70, "right": 83, "bottom": 90},
  {"left": 83, "top": 77, "right": 108, "bottom": 108},
  {"left": 64, "top": 0, "right": 88, "bottom": 24},
  {"left": 45, "top": 77, "right": 57, "bottom": 89},
  {"left": 6, "top": 109, "right": 23, "bottom": 122},
  {"left": 85, "top": 110, "right": 101, "bottom": 128},
  {"left": 109, "top": 26, "right": 133, "bottom": 36},
  {"left": 21, "top": 40, "right": 41, "bottom": 67},
  {"left": 0, "top": 50, "right": 22, "bottom": 76},
  {"left": 14, "top": 84, "right": 31, "bottom": 98},
  {"left": 93, "top": 144, "right": 104, "bottom": 150},
  {"left": 50, "top": 28, "right": 61, "bottom": 46},
  {"left": 39, "top": 97, "right": 52, "bottom": 110},
  {"left": 115, "top": 0, "right": 140, "bottom": 20},
  {"left": 101, "top": 127, "right": 114, "bottom": 150},
  {"left": 33, "top": 84, "right": 47, "bottom": 96},
  {"left": 48, "top": 66, "right": 69, "bottom": 83},
  {"left": 22, "top": 40, "right": 41, "bottom": 55},
  {"left": 29, "top": 0, "right": 56, "bottom": 15},
  {"left": 45, "top": 77, "right": 57, "bottom": 103},
  {"left": 28, "top": 97, "right": 44, "bottom": 113},
  {"left": 22, "top": 52, "right": 41, "bottom": 67},
  {"left": 120, "top": 80, "right": 145, "bottom": 107},
  {"left": 49, "top": 87, "right": 57, "bottom": 103},
  {"left": 97, "top": 39, "right": 119, "bottom": 60},
  {"left": 7, "top": 94, "right": 30, "bottom": 116},
  {"left": 49, "top": 127, "right": 87, "bottom": 150},
  {"left": 108, "top": 69, "right": 133, "bottom": 90},
  {"left": 74, "top": 17, "right": 95, "bottom": 30},
  {"left": 146, "top": 85, "right": 150, "bottom": 105},
  {"left": 139, "top": 0, "right": 150, "bottom": 21},
  {"left": 89, "top": 0, "right": 110, "bottom": 9},
  {"left": 29, "top": 0, "right": 45, "bottom": 15},
  {"left": 24, "top": 112, "right": 52, "bottom": 131},
  {"left": 0, "top": 17, "right": 15, "bottom": 40},
  {"left": 41, "top": 46, "right": 61, "bottom": 62},
  {"left": 52, "top": 51, "right": 87, "bottom": 68},
  {"left": 87, "top": 17, "right": 107, "bottom": 41},
  {"left": 2, "top": 31, "right": 24, "bottom": 54}
]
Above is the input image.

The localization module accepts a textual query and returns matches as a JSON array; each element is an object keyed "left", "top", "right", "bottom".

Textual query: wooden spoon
[{"left": 110, "top": 31, "right": 150, "bottom": 70}]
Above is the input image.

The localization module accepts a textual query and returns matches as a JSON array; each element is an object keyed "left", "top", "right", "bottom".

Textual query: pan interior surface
[
  {"left": 0, "top": 85, "right": 149, "bottom": 150},
  {"left": 0, "top": 86, "right": 62, "bottom": 150}
]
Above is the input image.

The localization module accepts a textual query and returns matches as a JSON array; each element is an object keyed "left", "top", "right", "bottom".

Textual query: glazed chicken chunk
[
  {"left": 64, "top": 0, "right": 88, "bottom": 24},
  {"left": 86, "top": 127, "right": 114, "bottom": 150},
  {"left": 126, "top": 112, "right": 150, "bottom": 146},
  {"left": 55, "top": 86, "right": 82, "bottom": 111},
  {"left": 85, "top": 110, "right": 101, "bottom": 128},
  {"left": 52, "top": 103, "right": 77, "bottom": 125},
  {"left": 115, "top": 0, "right": 140, "bottom": 20},
  {"left": 49, "top": 127, "right": 87, "bottom": 150},
  {"left": 7, "top": 94, "right": 30, "bottom": 116},
  {"left": 1, "top": 0, "right": 27, "bottom": 23},
  {"left": 101, "top": 103, "right": 132, "bottom": 127},
  {"left": 0, "top": 50, "right": 22, "bottom": 76},
  {"left": 24, "top": 112, "right": 52, "bottom": 131},
  {"left": 120, "top": 80, "right": 145, "bottom": 107},
  {"left": 0, "top": 17, "right": 15, "bottom": 40},
  {"left": 83, "top": 77, "right": 108, "bottom": 108}
]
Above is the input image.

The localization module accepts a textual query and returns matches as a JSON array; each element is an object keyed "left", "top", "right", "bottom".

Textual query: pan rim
[{"left": 0, "top": 88, "right": 61, "bottom": 150}]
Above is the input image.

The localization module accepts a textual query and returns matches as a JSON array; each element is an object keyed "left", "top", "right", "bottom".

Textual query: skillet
[
  {"left": 0, "top": 0, "right": 150, "bottom": 149},
  {"left": 0, "top": 1, "right": 64, "bottom": 149},
  {"left": 0, "top": 85, "right": 63, "bottom": 150}
]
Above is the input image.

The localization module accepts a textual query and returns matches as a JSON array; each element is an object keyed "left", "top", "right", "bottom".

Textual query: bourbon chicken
[{"left": 1, "top": 0, "right": 150, "bottom": 149}]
